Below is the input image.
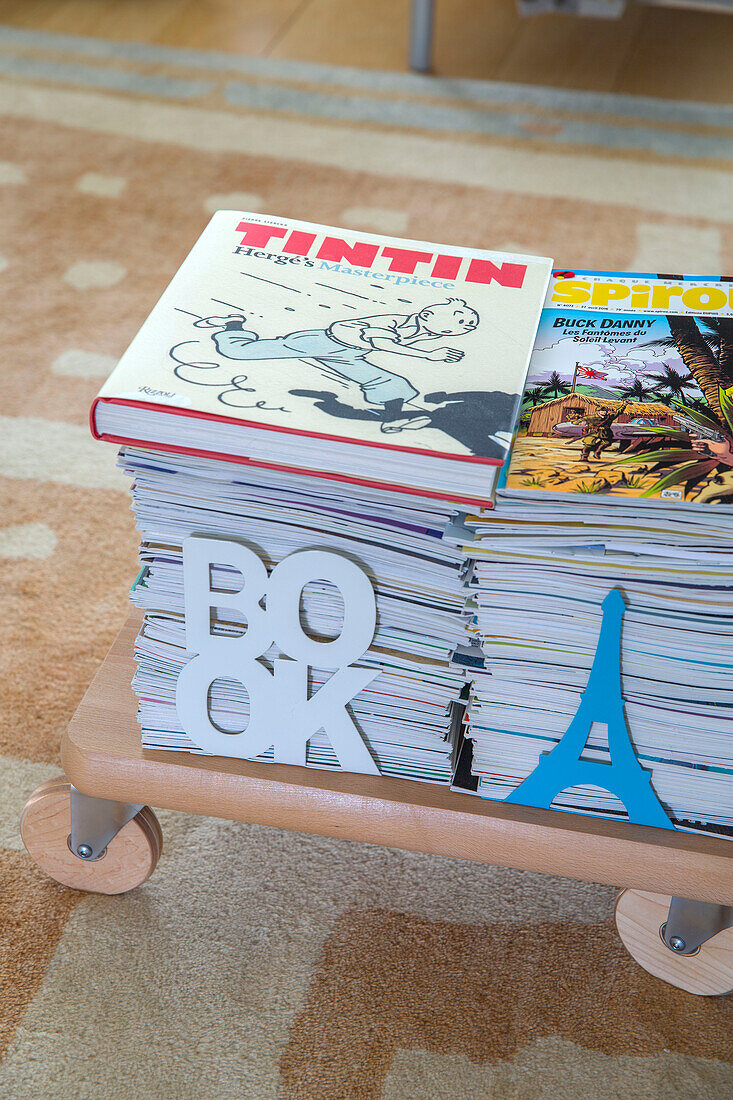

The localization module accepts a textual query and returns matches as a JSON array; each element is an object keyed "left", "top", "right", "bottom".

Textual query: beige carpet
[{"left": 0, "top": 25, "right": 731, "bottom": 1099}]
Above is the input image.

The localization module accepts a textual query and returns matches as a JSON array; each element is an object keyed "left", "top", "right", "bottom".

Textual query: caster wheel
[
  {"left": 615, "top": 889, "right": 733, "bottom": 996},
  {"left": 20, "top": 777, "right": 162, "bottom": 894}
]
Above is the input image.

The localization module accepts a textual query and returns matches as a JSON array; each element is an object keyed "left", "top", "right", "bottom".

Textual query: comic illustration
[
  {"left": 172, "top": 293, "right": 519, "bottom": 459},
  {"left": 99, "top": 212, "right": 552, "bottom": 463},
  {"left": 506, "top": 272, "right": 733, "bottom": 504}
]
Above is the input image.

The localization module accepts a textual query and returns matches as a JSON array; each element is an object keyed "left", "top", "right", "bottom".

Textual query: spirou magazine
[
  {"left": 503, "top": 269, "right": 733, "bottom": 507},
  {"left": 92, "top": 211, "right": 552, "bottom": 504}
]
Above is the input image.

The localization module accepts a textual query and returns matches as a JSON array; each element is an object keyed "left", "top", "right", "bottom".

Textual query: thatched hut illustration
[{"left": 527, "top": 394, "right": 677, "bottom": 436}]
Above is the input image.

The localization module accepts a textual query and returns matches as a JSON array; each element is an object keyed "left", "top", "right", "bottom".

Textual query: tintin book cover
[
  {"left": 504, "top": 269, "right": 733, "bottom": 505},
  {"left": 94, "top": 211, "right": 552, "bottom": 466}
]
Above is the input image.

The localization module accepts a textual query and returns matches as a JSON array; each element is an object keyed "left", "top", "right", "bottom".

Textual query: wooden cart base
[{"left": 21, "top": 612, "right": 733, "bottom": 995}]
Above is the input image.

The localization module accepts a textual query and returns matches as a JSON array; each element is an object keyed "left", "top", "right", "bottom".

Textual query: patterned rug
[{"left": 0, "top": 25, "right": 731, "bottom": 1099}]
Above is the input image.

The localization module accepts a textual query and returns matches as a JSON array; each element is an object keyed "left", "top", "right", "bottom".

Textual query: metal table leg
[{"left": 409, "top": 0, "right": 435, "bottom": 72}]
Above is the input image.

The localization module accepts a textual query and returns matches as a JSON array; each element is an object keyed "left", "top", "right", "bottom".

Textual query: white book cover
[{"left": 93, "top": 211, "right": 552, "bottom": 471}]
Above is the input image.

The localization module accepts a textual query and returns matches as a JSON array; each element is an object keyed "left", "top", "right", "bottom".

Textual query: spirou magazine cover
[
  {"left": 504, "top": 269, "right": 733, "bottom": 506},
  {"left": 93, "top": 211, "right": 552, "bottom": 472}
]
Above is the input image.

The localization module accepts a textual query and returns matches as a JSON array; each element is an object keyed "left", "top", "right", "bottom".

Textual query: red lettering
[
  {"left": 316, "top": 237, "right": 379, "bottom": 267},
  {"left": 381, "top": 247, "right": 433, "bottom": 274},
  {"left": 466, "top": 259, "right": 526, "bottom": 288},
  {"left": 235, "top": 221, "right": 287, "bottom": 248},
  {"left": 431, "top": 255, "right": 462, "bottom": 280},
  {"left": 282, "top": 230, "right": 317, "bottom": 255}
]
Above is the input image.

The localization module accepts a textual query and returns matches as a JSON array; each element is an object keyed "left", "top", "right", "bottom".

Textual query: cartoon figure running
[{"left": 193, "top": 299, "right": 479, "bottom": 434}]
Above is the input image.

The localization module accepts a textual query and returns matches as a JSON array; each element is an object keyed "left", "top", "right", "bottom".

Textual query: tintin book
[
  {"left": 92, "top": 211, "right": 552, "bottom": 507},
  {"left": 503, "top": 269, "right": 733, "bottom": 507}
]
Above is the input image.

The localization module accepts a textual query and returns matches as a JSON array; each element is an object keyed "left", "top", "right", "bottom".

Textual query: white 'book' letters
[{"left": 175, "top": 536, "right": 379, "bottom": 773}]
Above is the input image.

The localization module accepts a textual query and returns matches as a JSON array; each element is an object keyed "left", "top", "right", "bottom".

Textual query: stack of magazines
[
  {"left": 123, "top": 449, "right": 471, "bottom": 781},
  {"left": 92, "top": 219, "right": 732, "bottom": 834},
  {"left": 92, "top": 211, "right": 551, "bottom": 782},
  {"left": 462, "top": 270, "right": 733, "bottom": 834}
]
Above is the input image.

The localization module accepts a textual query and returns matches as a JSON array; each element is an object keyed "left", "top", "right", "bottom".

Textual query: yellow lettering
[
  {"left": 590, "top": 282, "right": 631, "bottom": 308},
  {"left": 551, "top": 279, "right": 591, "bottom": 305},
  {"left": 630, "top": 284, "right": 651, "bottom": 308},
  {"left": 650, "top": 285, "right": 683, "bottom": 309},
  {"left": 681, "top": 286, "right": 727, "bottom": 311}
]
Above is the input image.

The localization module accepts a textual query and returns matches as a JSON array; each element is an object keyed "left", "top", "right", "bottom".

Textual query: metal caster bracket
[
  {"left": 662, "top": 896, "right": 733, "bottom": 956},
  {"left": 69, "top": 786, "right": 143, "bottom": 861}
]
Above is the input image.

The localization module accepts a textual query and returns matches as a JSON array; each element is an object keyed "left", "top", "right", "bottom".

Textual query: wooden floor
[{"left": 0, "top": 0, "right": 732, "bottom": 102}]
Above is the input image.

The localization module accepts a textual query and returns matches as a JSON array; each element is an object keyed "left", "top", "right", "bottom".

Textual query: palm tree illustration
[
  {"left": 646, "top": 363, "right": 699, "bottom": 405},
  {"left": 616, "top": 377, "right": 656, "bottom": 402},
  {"left": 617, "top": 315, "right": 733, "bottom": 502},
  {"left": 643, "top": 316, "right": 733, "bottom": 422},
  {"left": 522, "top": 384, "right": 551, "bottom": 407},
  {"left": 544, "top": 371, "right": 571, "bottom": 399}
]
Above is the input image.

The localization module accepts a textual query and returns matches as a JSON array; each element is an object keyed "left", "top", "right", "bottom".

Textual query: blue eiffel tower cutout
[{"left": 505, "top": 588, "right": 673, "bottom": 829}]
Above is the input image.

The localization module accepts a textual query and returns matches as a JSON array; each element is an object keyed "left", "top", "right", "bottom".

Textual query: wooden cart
[{"left": 21, "top": 612, "right": 733, "bottom": 996}]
